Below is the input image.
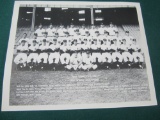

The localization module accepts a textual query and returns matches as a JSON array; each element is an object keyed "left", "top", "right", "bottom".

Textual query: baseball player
[
  {"left": 37, "top": 39, "right": 49, "bottom": 70},
  {"left": 99, "top": 23, "right": 106, "bottom": 35},
  {"left": 107, "top": 22, "right": 118, "bottom": 36},
  {"left": 79, "top": 24, "right": 88, "bottom": 36},
  {"left": 14, "top": 40, "right": 28, "bottom": 70},
  {"left": 27, "top": 33, "right": 39, "bottom": 46},
  {"left": 66, "top": 52, "right": 82, "bottom": 71},
  {"left": 39, "top": 32, "right": 51, "bottom": 45},
  {"left": 57, "top": 24, "right": 67, "bottom": 37},
  {"left": 27, "top": 40, "right": 39, "bottom": 70},
  {"left": 60, "top": 39, "right": 70, "bottom": 69},
  {"left": 100, "top": 39, "right": 112, "bottom": 69},
  {"left": 123, "top": 31, "right": 133, "bottom": 46},
  {"left": 48, "top": 38, "right": 60, "bottom": 70},
  {"left": 64, "top": 32, "right": 72, "bottom": 46},
  {"left": 70, "top": 39, "right": 81, "bottom": 56},
  {"left": 130, "top": 39, "right": 144, "bottom": 68},
  {"left": 110, "top": 39, "right": 123, "bottom": 68},
  {"left": 18, "top": 33, "right": 29, "bottom": 45},
  {"left": 46, "top": 24, "right": 56, "bottom": 37},
  {"left": 92, "top": 31, "right": 103, "bottom": 45},
  {"left": 114, "top": 31, "right": 122, "bottom": 46},
  {"left": 68, "top": 23, "right": 76, "bottom": 36},
  {"left": 72, "top": 29, "right": 82, "bottom": 44},
  {"left": 81, "top": 36, "right": 91, "bottom": 59},
  {"left": 81, "top": 31, "right": 92, "bottom": 45},
  {"left": 90, "top": 38, "right": 102, "bottom": 66},
  {"left": 81, "top": 51, "right": 98, "bottom": 71},
  {"left": 34, "top": 24, "right": 45, "bottom": 37},
  {"left": 120, "top": 39, "right": 133, "bottom": 68},
  {"left": 102, "top": 31, "right": 112, "bottom": 42},
  {"left": 89, "top": 24, "right": 97, "bottom": 37}
]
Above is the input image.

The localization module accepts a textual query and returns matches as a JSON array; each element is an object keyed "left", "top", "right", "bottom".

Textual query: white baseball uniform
[
  {"left": 123, "top": 35, "right": 133, "bottom": 46},
  {"left": 27, "top": 44, "right": 39, "bottom": 63},
  {"left": 107, "top": 27, "right": 118, "bottom": 36},
  {"left": 101, "top": 44, "right": 112, "bottom": 63},
  {"left": 48, "top": 44, "right": 60, "bottom": 64},
  {"left": 130, "top": 44, "right": 144, "bottom": 62},
  {"left": 46, "top": 28, "right": 56, "bottom": 37},
  {"left": 120, "top": 44, "right": 133, "bottom": 62},
  {"left": 60, "top": 45, "right": 70, "bottom": 64},
  {"left": 66, "top": 54, "right": 82, "bottom": 70},
  {"left": 90, "top": 43, "right": 102, "bottom": 62},
  {"left": 37, "top": 43, "right": 49, "bottom": 63},
  {"left": 35, "top": 28, "right": 45, "bottom": 37}
]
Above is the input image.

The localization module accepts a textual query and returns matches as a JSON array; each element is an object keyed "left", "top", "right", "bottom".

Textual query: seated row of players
[{"left": 14, "top": 30, "right": 144, "bottom": 71}]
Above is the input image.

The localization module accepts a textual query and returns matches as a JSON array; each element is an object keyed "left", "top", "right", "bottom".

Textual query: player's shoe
[
  {"left": 117, "top": 64, "right": 120, "bottom": 69},
  {"left": 139, "top": 65, "right": 143, "bottom": 69},
  {"left": 52, "top": 67, "right": 56, "bottom": 71}
]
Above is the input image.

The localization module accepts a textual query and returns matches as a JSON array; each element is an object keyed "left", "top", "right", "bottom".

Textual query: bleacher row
[{"left": 15, "top": 25, "right": 140, "bottom": 42}]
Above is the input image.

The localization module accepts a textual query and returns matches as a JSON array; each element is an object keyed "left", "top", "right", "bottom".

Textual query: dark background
[
  {"left": 17, "top": 7, "right": 138, "bottom": 26},
  {"left": 0, "top": 0, "right": 160, "bottom": 120}
]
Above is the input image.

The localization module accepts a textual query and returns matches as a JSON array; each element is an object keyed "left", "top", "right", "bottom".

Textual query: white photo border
[{"left": 1, "top": 1, "right": 157, "bottom": 111}]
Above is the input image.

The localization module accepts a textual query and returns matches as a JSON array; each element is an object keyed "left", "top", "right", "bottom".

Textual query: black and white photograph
[{"left": 1, "top": 1, "right": 157, "bottom": 111}]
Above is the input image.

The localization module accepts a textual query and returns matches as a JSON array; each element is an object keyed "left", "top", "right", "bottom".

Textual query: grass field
[{"left": 9, "top": 63, "right": 151, "bottom": 105}]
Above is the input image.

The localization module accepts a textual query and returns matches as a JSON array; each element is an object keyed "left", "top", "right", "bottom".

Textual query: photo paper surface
[{"left": 1, "top": 1, "right": 157, "bottom": 111}]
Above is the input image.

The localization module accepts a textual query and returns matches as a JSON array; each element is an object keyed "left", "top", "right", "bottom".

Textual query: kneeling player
[
  {"left": 48, "top": 38, "right": 60, "bottom": 70},
  {"left": 27, "top": 40, "right": 39, "bottom": 70},
  {"left": 81, "top": 52, "right": 97, "bottom": 71},
  {"left": 37, "top": 39, "right": 49, "bottom": 70},
  {"left": 14, "top": 40, "right": 28, "bottom": 70},
  {"left": 66, "top": 52, "right": 82, "bottom": 71}
]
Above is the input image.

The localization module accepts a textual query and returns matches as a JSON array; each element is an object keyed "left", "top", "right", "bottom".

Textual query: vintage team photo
[{"left": 2, "top": 1, "right": 157, "bottom": 111}]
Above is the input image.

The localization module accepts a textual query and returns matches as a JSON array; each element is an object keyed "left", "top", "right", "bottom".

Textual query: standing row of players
[
  {"left": 34, "top": 23, "right": 118, "bottom": 37},
  {"left": 14, "top": 29, "right": 144, "bottom": 71}
]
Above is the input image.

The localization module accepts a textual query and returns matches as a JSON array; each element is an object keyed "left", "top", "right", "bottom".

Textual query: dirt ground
[{"left": 9, "top": 65, "right": 151, "bottom": 105}]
